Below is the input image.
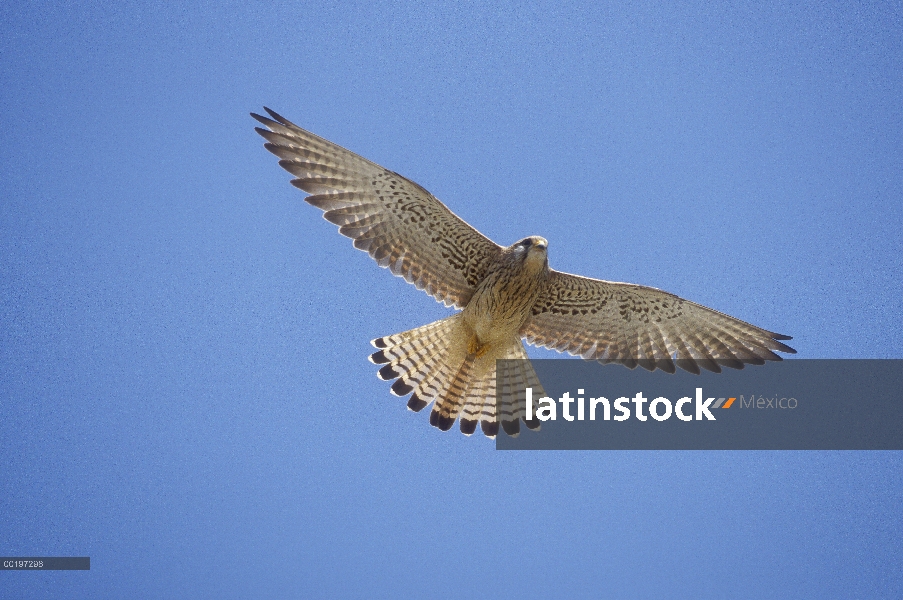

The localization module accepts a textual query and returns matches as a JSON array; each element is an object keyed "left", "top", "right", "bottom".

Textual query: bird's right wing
[
  {"left": 253, "top": 108, "right": 502, "bottom": 309},
  {"left": 522, "top": 270, "right": 796, "bottom": 374}
]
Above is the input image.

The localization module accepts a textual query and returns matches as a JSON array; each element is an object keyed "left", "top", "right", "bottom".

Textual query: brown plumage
[{"left": 253, "top": 107, "right": 796, "bottom": 438}]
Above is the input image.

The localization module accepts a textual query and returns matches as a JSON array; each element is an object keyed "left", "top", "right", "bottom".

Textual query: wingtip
[
  {"left": 675, "top": 359, "right": 702, "bottom": 375},
  {"left": 251, "top": 107, "right": 297, "bottom": 128},
  {"left": 263, "top": 106, "right": 293, "bottom": 126},
  {"left": 771, "top": 336, "right": 797, "bottom": 354}
]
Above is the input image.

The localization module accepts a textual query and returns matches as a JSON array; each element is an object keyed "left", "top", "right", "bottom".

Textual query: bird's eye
[{"left": 520, "top": 239, "right": 532, "bottom": 248}]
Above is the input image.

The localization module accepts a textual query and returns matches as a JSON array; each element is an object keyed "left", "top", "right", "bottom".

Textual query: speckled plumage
[{"left": 253, "top": 108, "right": 796, "bottom": 438}]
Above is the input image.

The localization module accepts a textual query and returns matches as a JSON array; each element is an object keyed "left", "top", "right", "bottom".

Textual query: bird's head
[{"left": 510, "top": 236, "right": 549, "bottom": 272}]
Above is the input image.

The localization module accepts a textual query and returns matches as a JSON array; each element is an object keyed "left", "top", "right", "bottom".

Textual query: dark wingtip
[
  {"left": 676, "top": 359, "right": 701, "bottom": 375},
  {"left": 391, "top": 379, "right": 413, "bottom": 397},
  {"left": 699, "top": 360, "right": 722, "bottom": 374},
  {"left": 407, "top": 394, "right": 428, "bottom": 412},
  {"left": 251, "top": 113, "right": 271, "bottom": 127},
  {"left": 460, "top": 419, "right": 478, "bottom": 436},
  {"left": 371, "top": 337, "right": 388, "bottom": 349},
  {"left": 658, "top": 359, "right": 677, "bottom": 374},
  {"left": 772, "top": 332, "right": 793, "bottom": 341},
  {"left": 263, "top": 106, "right": 293, "bottom": 126},
  {"left": 716, "top": 358, "right": 746, "bottom": 371},
  {"left": 775, "top": 341, "right": 797, "bottom": 354},
  {"left": 637, "top": 359, "right": 656, "bottom": 372}
]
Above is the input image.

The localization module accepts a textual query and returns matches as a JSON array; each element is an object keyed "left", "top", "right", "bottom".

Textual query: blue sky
[{"left": 1, "top": 1, "right": 901, "bottom": 597}]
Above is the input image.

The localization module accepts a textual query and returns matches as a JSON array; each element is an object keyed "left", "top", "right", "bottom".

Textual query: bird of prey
[{"left": 252, "top": 108, "right": 796, "bottom": 438}]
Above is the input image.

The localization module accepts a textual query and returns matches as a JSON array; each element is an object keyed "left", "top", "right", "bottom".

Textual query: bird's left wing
[
  {"left": 522, "top": 270, "right": 796, "bottom": 374},
  {"left": 253, "top": 108, "right": 502, "bottom": 309}
]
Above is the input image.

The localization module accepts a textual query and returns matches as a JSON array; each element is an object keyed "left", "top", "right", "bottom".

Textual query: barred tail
[
  {"left": 494, "top": 343, "right": 545, "bottom": 436},
  {"left": 369, "top": 315, "right": 469, "bottom": 424},
  {"left": 429, "top": 353, "right": 476, "bottom": 432},
  {"left": 369, "top": 316, "right": 544, "bottom": 438}
]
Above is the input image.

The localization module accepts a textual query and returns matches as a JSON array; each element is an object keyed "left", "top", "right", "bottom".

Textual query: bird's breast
[{"left": 461, "top": 261, "right": 547, "bottom": 346}]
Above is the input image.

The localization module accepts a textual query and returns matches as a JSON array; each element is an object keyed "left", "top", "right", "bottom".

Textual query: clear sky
[{"left": 1, "top": 1, "right": 901, "bottom": 598}]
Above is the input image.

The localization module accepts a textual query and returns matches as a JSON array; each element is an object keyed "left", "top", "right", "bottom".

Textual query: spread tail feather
[
  {"left": 370, "top": 315, "right": 543, "bottom": 437},
  {"left": 429, "top": 353, "right": 475, "bottom": 432}
]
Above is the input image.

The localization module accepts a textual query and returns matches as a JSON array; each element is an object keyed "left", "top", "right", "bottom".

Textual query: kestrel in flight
[{"left": 252, "top": 108, "right": 795, "bottom": 438}]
